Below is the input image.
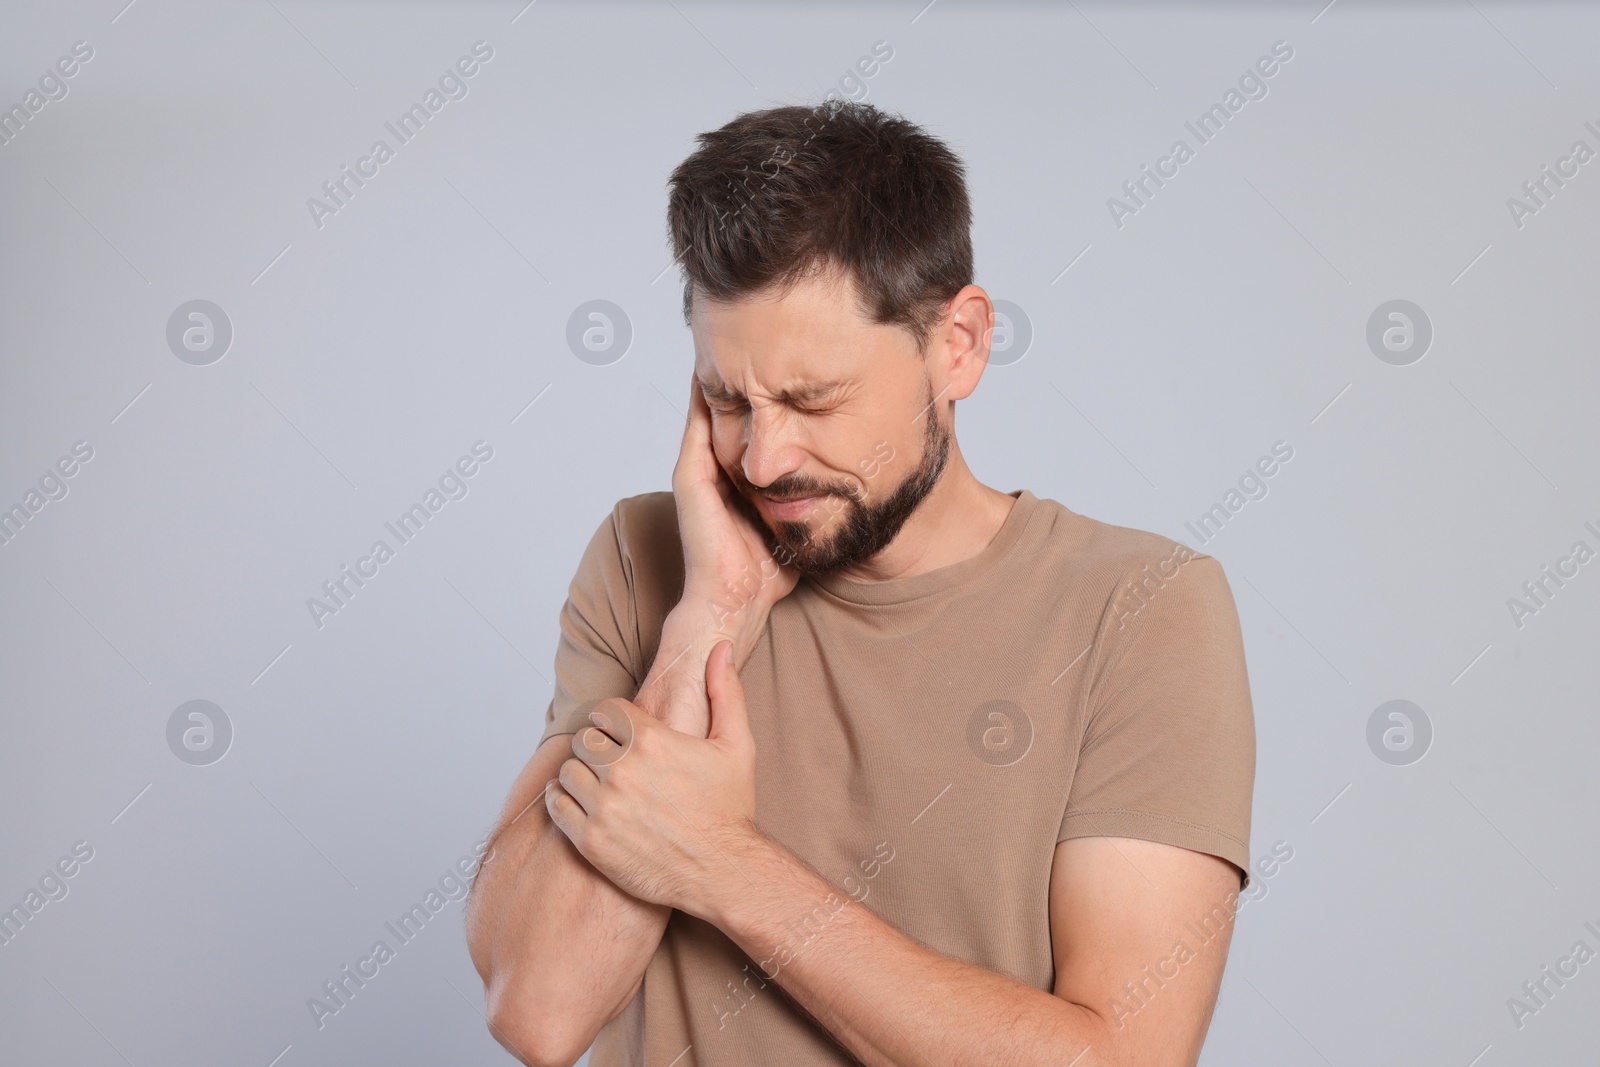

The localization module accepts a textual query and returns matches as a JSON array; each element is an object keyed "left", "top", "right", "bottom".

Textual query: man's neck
[{"left": 833, "top": 447, "right": 1016, "bottom": 584}]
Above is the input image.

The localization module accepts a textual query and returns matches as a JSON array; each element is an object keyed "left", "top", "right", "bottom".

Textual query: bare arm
[
  {"left": 464, "top": 600, "right": 771, "bottom": 1067},
  {"left": 467, "top": 375, "right": 798, "bottom": 1066},
  {"left": 700, "top": 833, "right": 1239, "bottom": 1067},
  {"left": 538, "top": 645, "right": 1243, "bottom": 1067}
]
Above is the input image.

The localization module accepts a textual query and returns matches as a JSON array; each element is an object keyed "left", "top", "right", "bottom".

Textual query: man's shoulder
[
  {"left": 1027, "top": 493, "right": 1216, "bottom": 581},
  {"left": 598, "top": 490, "right": 685, "bottom": 630},
  {"left": 610, "top": 489, "right": 682, "bottom": 554}
]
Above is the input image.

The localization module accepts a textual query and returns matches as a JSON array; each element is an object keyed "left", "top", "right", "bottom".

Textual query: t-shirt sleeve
[
  {"left": 1058, "top": 552, "right": 1256, "bottom": 888},
  {"left": 536, "top": 504, "right": 646, "bottom": 749}
]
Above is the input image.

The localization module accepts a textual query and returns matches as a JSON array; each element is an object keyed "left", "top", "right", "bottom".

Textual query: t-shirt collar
[{"left": 806, "top": 489, "right": 1038, "bottom": 607}]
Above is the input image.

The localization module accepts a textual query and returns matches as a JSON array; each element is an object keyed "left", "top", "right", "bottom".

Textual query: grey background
[{"left": 2, "top": 1, "right": 1596, "bottom": 1064}]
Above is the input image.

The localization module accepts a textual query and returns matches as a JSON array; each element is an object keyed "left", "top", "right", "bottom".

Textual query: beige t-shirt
[{"left": 538, "top": 488, "right": 1255, "bottom": 1066}]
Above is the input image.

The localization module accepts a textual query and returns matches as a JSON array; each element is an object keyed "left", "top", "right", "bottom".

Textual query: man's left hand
[{"left": 545, "top": 639, "right": 763, "bottom": 920}]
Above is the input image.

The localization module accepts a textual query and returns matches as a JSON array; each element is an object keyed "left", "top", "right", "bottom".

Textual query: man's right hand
[
  {"left": 642, "top": 374, "right": 801, "bottom": 737},
  {"left": 673, "top": 374, "right": 799, "bottom": 638},
  {"left": 468, "top": 373, "right": 803, "bottom": 1066}
]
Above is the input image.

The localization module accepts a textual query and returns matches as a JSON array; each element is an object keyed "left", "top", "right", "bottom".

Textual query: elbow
[
  {"left": 484, "top": 978, "right": 594, "bottom": 1067},
  {"left": 465, "top": 903, "right": 584, "bottom": 1065}
]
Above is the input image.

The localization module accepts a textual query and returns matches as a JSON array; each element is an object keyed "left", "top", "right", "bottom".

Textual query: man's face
[{"left": 691, "top": 268, "right": 951, "bottom": 576}]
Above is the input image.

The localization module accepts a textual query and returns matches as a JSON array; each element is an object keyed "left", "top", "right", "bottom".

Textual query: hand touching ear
[{"left": 641, "top": 373, "right": 799, "bottom": 740}]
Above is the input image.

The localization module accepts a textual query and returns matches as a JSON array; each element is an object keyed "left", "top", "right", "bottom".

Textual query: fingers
[
  {"left": 570, "top": 700, "right": 638, "bottom": 770},
  {"left": 687, "top": 371, "right": 711, "bottom": 428},
  {"left": 705, "top": 639, "right": 751, "bottom": 746},
  {"left": 543, "top": 778, "right": 582, "bottom": 838},
  {"left": 705, "top": 638, "right": 734, "bottom": 695},
  {"left": 676, "top": 373, "right": 713, "bottom": 482},
  {"left": 571, "top": 724, "right": 626, "bottom": 770},
  {"left": 555, "top": 756, "right": 602, "bottom": 812}
]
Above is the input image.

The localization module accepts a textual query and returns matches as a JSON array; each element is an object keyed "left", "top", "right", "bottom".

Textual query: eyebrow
[{"left": 697, "top": 377, "right": 852, "bottom": 407}]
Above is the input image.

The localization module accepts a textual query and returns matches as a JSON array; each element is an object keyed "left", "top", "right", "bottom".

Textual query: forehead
[{"left": 690, "top": 268, "right": 906, "bottom": 397}]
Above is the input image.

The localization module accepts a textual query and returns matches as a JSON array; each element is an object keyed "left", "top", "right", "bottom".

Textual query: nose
[{"left": 740, "top": 403, "right": 805, "bottom": 490}]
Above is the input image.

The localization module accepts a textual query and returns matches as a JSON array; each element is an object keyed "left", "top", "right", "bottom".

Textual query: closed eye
[{"left": 710, "top": 401, "right": 834, "bottom": 417}]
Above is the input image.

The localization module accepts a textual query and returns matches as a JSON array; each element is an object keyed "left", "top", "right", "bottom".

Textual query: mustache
[{"left": 731, "top": 470, "right": 864, "bottom": 503}]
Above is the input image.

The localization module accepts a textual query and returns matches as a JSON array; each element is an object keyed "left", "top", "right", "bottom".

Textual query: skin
[
  {"left": 558, "top": 645, "right": 1240, "bottom": 1067},
  {"left": 468, "top": 264, "right": 1241, "bottom": 1067},
  {"left": 694, "top": 263, "right": 1015, "bottom": 585}
]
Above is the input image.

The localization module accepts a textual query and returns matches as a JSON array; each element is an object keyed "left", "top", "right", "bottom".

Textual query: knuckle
[
  {"left": 544, "top": 785, "right": 568, "bottom": 820},
  {"left": 575, "top": 726, "right": 608, "bottom": 755},
  {"left": 594, "top": 696, "right": 630, "bottom": 721},
  {"left": 606, "top": 757, "right": 633, "bottom": 789}
]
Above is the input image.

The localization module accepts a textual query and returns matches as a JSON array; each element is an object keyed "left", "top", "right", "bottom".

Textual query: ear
[{"left": 939, "top": 284, "right": 995, "bottom": 403}]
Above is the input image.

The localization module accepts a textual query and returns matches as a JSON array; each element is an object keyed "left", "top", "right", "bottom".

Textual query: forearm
[
  {"left": 636, "top": 590, "right": 776, "bottom": 736},
  {"left": 467, "top": 598, "right": 774, "bottom": 1063},
  {"left": 708, "top": 835, "right": 1113, "bottom": 1067},
  {"left": 467, "top": 735, "right": 669, "bottom": 1064}
]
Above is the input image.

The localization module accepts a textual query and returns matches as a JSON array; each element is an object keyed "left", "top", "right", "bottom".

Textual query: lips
[{"left": 764, "top": 494, "right": 823, "bottom": 520}]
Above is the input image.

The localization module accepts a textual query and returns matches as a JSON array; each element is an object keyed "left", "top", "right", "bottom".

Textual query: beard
[{"left": 725, "top": 383, "right": 951, "bottom": 577}]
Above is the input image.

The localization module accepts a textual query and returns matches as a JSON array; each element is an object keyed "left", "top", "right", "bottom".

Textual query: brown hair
[{"left": 665, "top": 100, "right": 973, "bottom": 356}]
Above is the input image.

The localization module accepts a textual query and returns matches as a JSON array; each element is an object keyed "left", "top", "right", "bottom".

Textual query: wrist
[
  {"left": 703, "top": 832, "right": 854, "bottom": 965},
  {"left": 698, "top": 824, "right": 785, "bottom": 932},
  {"left": 635, "top": 592, "right": 775, "bottom": 736},
  {"left": 634, "top": 609, "right": 728, "bottom": 735},
  {"left": 684, "top": 579, "right": 777, "bottom": 659},
  {"left": 668, "top": 587, "right": 774, "bottom": 673}
]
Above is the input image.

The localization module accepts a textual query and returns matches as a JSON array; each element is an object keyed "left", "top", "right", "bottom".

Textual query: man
[{"left": 466, "top": 100, "right": 1255, "bottom": 1067}]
